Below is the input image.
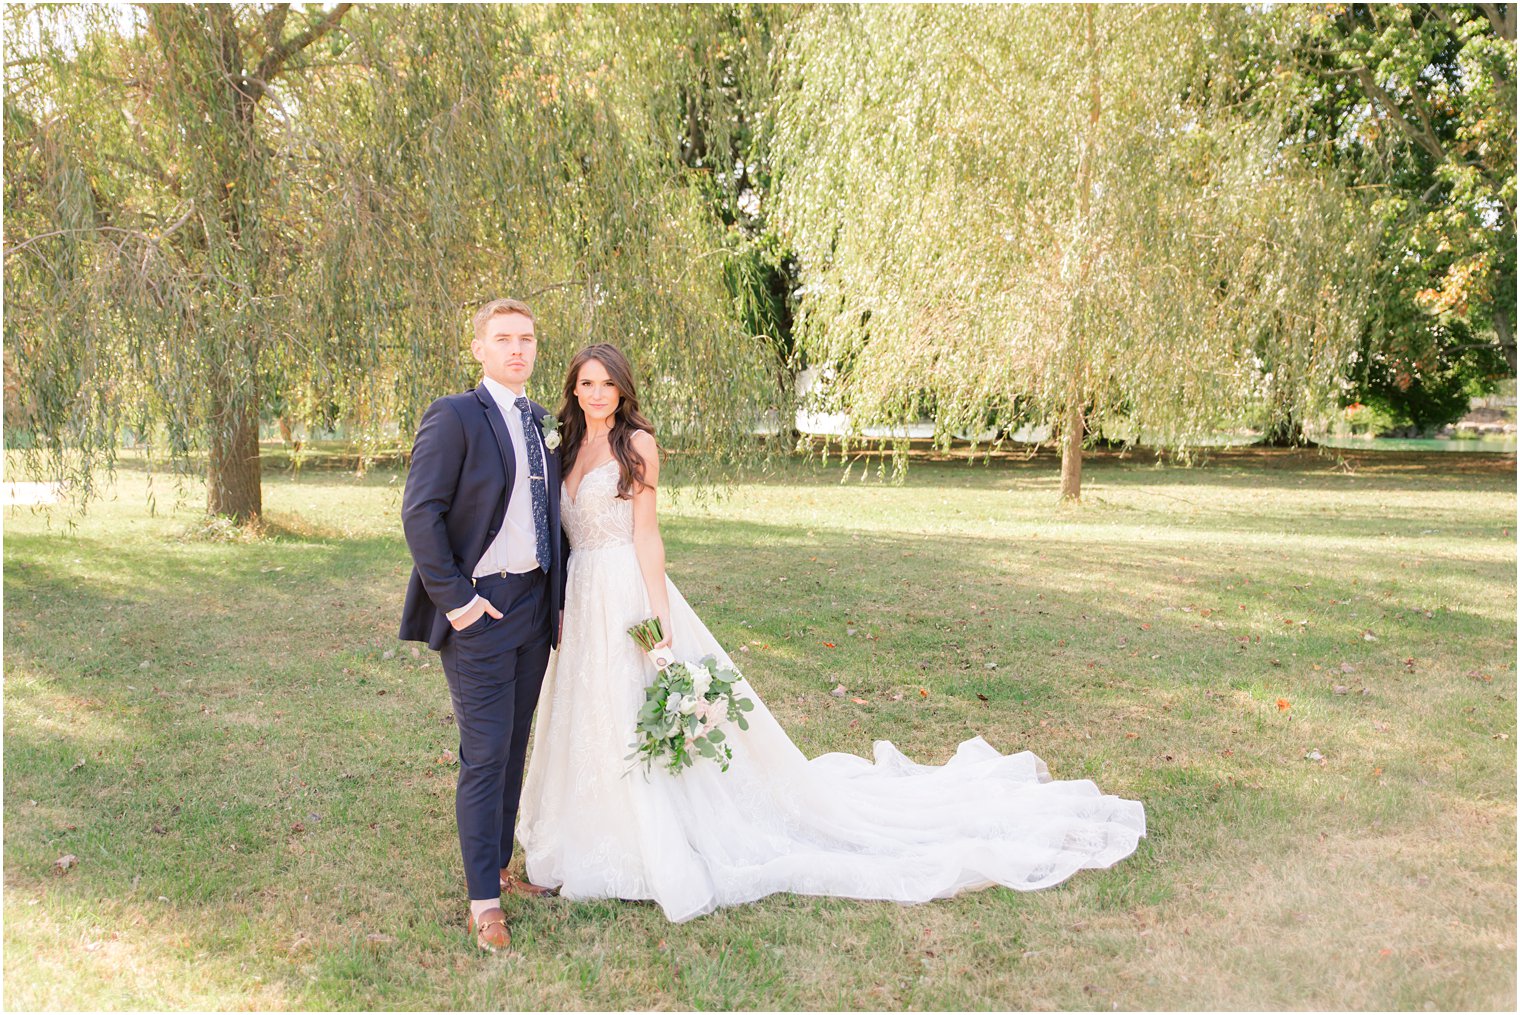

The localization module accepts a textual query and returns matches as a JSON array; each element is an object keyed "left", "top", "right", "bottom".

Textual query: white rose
[
  {"left": 677, "top": 693, "right": 700, "bottom": 716},
  {"left": 690, "top": 663, "right": 713, "bottom": 698}
]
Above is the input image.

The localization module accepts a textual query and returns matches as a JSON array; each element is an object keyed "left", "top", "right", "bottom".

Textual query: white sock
[{"left": 470, "top": 897, "right": 501, "bottom": 921}]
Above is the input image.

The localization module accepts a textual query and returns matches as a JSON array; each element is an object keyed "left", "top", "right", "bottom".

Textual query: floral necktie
[{"left": 514, "top": 396, "right": 552, "bottom": 571}]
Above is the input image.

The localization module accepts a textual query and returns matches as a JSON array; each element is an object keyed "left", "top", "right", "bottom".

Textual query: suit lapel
[{"left": 474, "top": 383, "right": 516, "bottom": 491}]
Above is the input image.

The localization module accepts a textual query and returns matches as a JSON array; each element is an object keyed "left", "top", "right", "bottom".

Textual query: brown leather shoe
[
  {"left": 500, "top": 869, "right": 558, "bottom": 898},
  {"left": 466, "top": 907, "right": 510, "bottom": 952}
]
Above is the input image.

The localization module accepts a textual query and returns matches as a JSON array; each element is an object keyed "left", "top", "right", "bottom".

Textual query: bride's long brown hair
[{"left": 557, "top": 343, "right": 657, "bottom": 500}]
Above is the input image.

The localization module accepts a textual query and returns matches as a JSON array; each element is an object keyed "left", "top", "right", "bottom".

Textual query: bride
[{"left": 518, "top": 343, "right": 1146, "bottom": 923}]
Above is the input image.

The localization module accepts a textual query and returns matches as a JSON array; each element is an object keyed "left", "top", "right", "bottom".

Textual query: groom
[{"left": 399, "top": 297, "right": 565, "bottom": 952}]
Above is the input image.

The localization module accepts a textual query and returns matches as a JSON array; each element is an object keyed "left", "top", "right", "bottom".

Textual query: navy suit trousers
[{"left": 438, "top": 568, "right": 552, "bottom": 900}]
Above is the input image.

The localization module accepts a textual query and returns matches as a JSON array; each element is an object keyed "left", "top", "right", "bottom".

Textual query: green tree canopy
[
  {"left": 4, "top": 4, "right": 778, "bottom": 522},
  {"left": 1265, "top": 3, "right": 1516, "bottom": 434},
  {"left": 773, "top": 4, "right": 1378, "bottom": 497}
]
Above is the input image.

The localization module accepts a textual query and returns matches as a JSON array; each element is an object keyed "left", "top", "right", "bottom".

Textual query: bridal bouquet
[{"left": 626, "top": 618, "right": 755, "bottom": 776}]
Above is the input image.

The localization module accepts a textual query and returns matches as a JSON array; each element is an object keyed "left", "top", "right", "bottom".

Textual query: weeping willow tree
[
  {"left": 773, "top": 4, "right": 1377, "bottom": 500},
  {"left": 4, "top": 4, "right": 776, "bottom": 523}
]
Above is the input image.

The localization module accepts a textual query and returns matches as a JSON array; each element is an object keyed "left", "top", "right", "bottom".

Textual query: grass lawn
[{"left": 4, "top": 446, "right": 1515, "bottom": 1010}]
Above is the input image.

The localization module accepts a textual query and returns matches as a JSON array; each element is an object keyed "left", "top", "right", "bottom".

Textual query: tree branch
[
  {"left": 1353, "top": 66, "right": 1449, "bottom": 164},
  {"left": 256, "top": 3, "right": 353, "bottom": 84},
  {"left": 1476, "top": 3, "right": 1516, "bottom": 41},
  {"left": 100, "top": 151, "right": 180, "bottom": 194},
  {"left": 3, "top": 212, "right": 194, "bottom": 261},
  {"left": 261, "top": 3, "right": 290, "bottom": 59},
  {"left": 1403, "top": 79, "right": 1446, "bottom": 152}
]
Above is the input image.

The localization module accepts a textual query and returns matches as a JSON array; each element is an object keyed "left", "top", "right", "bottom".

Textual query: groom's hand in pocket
[{"left": 450, "top": 596, "right": 503, "bottom": 631}]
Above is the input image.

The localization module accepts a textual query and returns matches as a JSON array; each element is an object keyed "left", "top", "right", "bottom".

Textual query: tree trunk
[
  {"left": 1059, "top": 399, "right": 1085, "bottom": 501},
  {"left": 1059, "top": 4, "right": 1101, "bottom": 503},
  {"left": 1256, "top": 415, "right": 1313, "bottom": 448},
  {"left": 207, "top": 376, "right": 262, "bottom": 523},
  {"left": 1495, "top": 278, "right": 1516, "bottom": 374}
]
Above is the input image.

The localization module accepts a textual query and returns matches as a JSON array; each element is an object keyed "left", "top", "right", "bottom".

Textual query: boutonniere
[{"left": 540, "top": 413, "right": 562, "bottom": 451}]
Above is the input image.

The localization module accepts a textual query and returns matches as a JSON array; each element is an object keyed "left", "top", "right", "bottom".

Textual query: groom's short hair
[{"left": 472, "top": 298, "right": 535, "bottom": 338}]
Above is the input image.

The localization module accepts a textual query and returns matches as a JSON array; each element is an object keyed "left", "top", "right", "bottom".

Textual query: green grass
[{"left": 4, "top": 446, "right": 1515, "bottom": 1010}]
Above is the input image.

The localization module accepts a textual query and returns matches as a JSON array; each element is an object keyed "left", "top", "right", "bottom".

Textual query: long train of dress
[{"left": 517, "top": 458, "right": 1146, "bottom": 923}]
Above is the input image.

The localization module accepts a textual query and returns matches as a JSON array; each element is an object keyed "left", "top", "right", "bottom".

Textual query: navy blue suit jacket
[{"left": 399, "top": 384, "right": 567, "bottom": 651}]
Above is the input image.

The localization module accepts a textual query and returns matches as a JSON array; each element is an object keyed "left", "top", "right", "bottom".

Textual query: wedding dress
[{"left": 517, "top": 458, "right": 1146, "bottom": 923}]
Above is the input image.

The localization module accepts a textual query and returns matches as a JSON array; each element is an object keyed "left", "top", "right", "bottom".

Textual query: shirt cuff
[{"left": 446, "top": 595, "right": 483, "bottom": 621}]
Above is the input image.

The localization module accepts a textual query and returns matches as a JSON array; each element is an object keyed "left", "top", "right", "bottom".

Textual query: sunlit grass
[{"left": 4, "top": 446, "right": 1514, "bottom": 1009}]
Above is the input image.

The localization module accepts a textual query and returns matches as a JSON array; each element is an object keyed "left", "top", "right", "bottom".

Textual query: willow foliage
[
  {"left": 773, "top": 5, "right": 1377, "bottom": 485},
  {"left": 4, "top": 4, "right": 777, "bottom": 520}
]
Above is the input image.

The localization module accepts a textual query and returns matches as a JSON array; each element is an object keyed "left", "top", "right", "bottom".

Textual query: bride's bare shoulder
[
  {"left": 631, "top": 429, "right": 660, "bottom": 486},
  {"left": 631, "top": 428, "right": 658, "bottom": 456}
]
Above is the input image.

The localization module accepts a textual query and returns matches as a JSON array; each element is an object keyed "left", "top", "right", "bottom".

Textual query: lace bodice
[{"left": 561, "top": 458, "right": 633, "bottom": 551}]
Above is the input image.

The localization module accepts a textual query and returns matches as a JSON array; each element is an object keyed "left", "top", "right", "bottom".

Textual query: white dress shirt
[{"left": 446, "top": 376, "right": 547, "bottom": 621}]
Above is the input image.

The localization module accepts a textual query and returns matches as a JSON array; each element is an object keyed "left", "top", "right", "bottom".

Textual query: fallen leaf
[
  {"left": 54, "top": 854, "right": 78, "bottom": 875},
  {"left": 830, "top": 685, "right": 847, "bottom": 698},
  {"left": 1362, "top": 630, "right": 1378, "bottom": 642},
  {"left": 1304, "top": 749, "right": 1324, "bottom": 762},
  {"left": 976, "top": 693, "right": 990, "bottom": 702},
  {"left": 1277, "top": 698, "right": 1291, "bottom": 712},
  {"left": 1332, "top": 685, "right": 1348, "bottom": 695},
  {"left": 69, "top": 758, "right": 85, "bottom": 772},
  {"left": 919, "top": 688, "right": 929, "bottom": 699},
  {"left": 823, "top": 642, "right": 836, "bottom": 649},
  {"left": 850, "top": 697, "right": 868, "bottom": 705}
]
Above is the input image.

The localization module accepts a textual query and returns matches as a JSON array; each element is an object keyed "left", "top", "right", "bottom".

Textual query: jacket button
[{"left": 487, "top": 528, "right": 498, "bottom": 538}]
